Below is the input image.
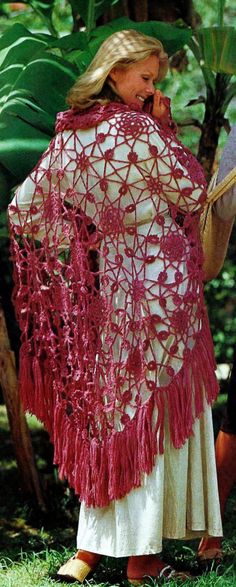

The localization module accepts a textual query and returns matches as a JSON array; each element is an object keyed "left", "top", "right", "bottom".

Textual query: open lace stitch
[{"left": 9, "top": 102, "right": 218, "bottom": 507}]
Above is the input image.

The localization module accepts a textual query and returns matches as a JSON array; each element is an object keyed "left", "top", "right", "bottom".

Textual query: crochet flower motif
[
  {"left": 160, "top": 233, "right": 186, "bottom": 262},
  {"left": 99, "top": 205, "right": 124, "bottom": 236},
  {"left": 127, "top": 150, "right": 138, "bottom": 163},
  {"left": 104, "top": 148, "right": 115, "bottom": 161},
  {"left": 171, "top": 309, "right": 188, "bottom": 334},
  {"left": 149, "top": 144, "right": 159, "bottom": 157},
  {"left": 96, "top": 132, "right": 106, "bottom": 143},
  {"left": 146, "top": 177, "right": 162, "bottom": 193},
  {"left": 126, "top": 346, "right": 143, "bottom": 378},
  {"left": 117, "top": 112, "right": 150, "bottom": 137},
  {"left": 77, "top": 153, "right": 89, "bottom": 171}
]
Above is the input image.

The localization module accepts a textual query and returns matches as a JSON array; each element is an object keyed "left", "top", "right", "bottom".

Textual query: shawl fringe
[{"left": 19, "top": 315, "right": 218, "bottom": 508}]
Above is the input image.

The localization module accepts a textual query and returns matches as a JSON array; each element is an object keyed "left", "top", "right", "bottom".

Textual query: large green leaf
[
  {"left": 50, "top": 30, "right": 89, "bottom": 52},
  {"left": 0, "top": 25, "right": 48, "bottom": 70},
  {"left": 0, "top": 24, "right": 77, "bottom": 183},
  {"left": 195, "top": 26, "right": 236, "bottom": 75}
]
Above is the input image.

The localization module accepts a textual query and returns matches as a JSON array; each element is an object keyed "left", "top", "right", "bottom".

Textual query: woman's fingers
[{"left": 152, "top": 90, "right": 167, "bottom": 118}]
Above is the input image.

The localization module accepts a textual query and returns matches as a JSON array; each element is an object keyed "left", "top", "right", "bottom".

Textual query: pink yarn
[{"left": 9, "top": 103, "right": 218, "bottom": 507}]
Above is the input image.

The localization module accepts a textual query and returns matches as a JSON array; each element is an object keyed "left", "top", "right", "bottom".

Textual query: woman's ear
[{"left": 109, "top": 67, "right": 119, "bottom": 82}]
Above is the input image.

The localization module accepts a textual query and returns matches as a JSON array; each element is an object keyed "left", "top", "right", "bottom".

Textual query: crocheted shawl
[{"left": 9, "top": 102, "right": 218, "bottom": 507}]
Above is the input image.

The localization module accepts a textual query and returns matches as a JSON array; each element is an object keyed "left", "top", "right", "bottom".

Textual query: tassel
[{"left": 19, "top": 348, "right": 34, "bottom": 412}]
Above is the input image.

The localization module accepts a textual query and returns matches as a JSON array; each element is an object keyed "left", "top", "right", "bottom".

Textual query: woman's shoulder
[{"left": 55, "top": 103, "right": 157, "bottom": 134}]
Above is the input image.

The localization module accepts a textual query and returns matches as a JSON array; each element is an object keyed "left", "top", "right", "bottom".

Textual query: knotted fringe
[
  {"left": 19, "top": 348, "right": 55, "bottom": 436},
  {"left": 18, "top": 313, "right": 218, "bottom": 508},
  {"left": 53, "top": 394, "right": 160, "bottom": 508}
]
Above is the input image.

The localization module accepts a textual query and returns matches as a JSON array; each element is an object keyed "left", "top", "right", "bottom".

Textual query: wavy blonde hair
[{"left": 67, "top": 29, "right": 168, "bottom": 110}]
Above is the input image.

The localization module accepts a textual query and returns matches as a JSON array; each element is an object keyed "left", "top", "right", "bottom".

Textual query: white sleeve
[
  {"left": 8, "top": 140, "right": 72, "bottom": 248},
  {"left": 214, "top": 125, "right": 236, "bottom": 221}
]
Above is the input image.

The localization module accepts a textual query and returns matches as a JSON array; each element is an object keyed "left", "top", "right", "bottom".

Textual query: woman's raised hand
[{"left": 152, "top": 89, "right": 171, "bottom": 123}]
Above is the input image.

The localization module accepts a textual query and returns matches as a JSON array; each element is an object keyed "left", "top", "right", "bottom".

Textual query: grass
[{"left": 0, "top": 395, "right": 236, "bottom": 586}]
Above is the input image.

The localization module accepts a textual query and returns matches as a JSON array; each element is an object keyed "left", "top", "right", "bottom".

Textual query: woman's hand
[
  {"left": 152, "top": 90, "right": 170, "bottom": 120},
  {"left": 146, "top": 89, "right": 177, "bottom": 134},
  {"left": 152, "top": 89, "right": 171, "bottom": 123}
]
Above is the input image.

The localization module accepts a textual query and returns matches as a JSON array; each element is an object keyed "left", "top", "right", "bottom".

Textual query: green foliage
[
  {"left": 27, "top": 0, "right": 57, "bottom": 35},
  {"left": 69, "top": 0, "right": 120, "bottom": 33},
  {"left": 218, "top": 0, "right": 227, "bottom": 26},
  {"left": 186, "top": 19, "right": 236, "bottom": 137},
  {"left": 87, "top": 17, "right": 192, "bottom": 57},
  {"left": 0, "top": 23, "right": 79, "bottom": 187},
  {"left": 195, "top": 27, "right": 236, "bottom": 76},
  {"left": 204, "top": 255, "right": 236, "bottom": 363}
]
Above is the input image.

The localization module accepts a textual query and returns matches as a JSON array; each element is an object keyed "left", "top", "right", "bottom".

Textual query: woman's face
[{"left": 109, "top": 54, "right": 160, "bottom": 109}]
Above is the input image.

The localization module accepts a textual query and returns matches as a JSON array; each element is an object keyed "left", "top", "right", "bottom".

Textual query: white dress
[{"left": 77, "top": 401, "right": 222, "bottom": 557}]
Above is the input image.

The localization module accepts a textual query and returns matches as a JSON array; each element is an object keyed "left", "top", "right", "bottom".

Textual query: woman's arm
[
  {"left": 141, "top": 122, "right": 206, "bottom": 214},
  {"left": 8, "top": 139, "right": 72, "bottom": 249}
]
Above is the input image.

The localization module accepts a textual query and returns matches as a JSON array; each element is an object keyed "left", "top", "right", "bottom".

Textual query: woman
[
  {"left": 198, "top": 124, "right": 236, "bottom": 567},
  {"left": 8, "top": 29, "right": 222, "bottom": 583}
]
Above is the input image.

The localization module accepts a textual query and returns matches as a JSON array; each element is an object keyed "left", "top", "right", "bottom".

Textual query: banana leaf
[
  {"left": 195, "top": 26, "right": 236, "bottom": 75},
  {"left": 0, "top": 24, "right": 77, "bottom": 184}
]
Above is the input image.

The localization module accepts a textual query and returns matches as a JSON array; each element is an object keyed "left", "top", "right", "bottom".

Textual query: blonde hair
[{"left": 67, "top": 29, "right": 168, "bottom": 110}]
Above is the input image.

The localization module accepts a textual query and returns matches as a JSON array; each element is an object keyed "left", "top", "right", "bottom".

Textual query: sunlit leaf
[
  {"left": 0, "top": 24, "right": 78, "bottom": 181},
  {"left": 196, "top": 26, "right": 236, "bottom": 75}
]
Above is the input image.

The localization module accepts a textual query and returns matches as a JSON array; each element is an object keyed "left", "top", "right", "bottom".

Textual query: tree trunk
[
  {"left": 148, "top": 0, "right": 195, "bottom": 26},
  {"left": 0, "top": 303, "right": 46, "bottom": 511},
  {"left": 127, "top": 0, "right": 148, "bottom": 21},
  {"left": 99, "top": 0, "right": 196, "bottom": 26}
]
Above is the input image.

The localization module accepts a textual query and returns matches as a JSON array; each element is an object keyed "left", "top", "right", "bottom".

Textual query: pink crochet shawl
[{"left": 9, "top": 103, "right": 218, "bottom": 507}]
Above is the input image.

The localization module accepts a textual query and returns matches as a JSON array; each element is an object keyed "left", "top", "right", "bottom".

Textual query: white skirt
[{"left": 77, "top": 403, "right": 222, "bottom": 557}]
